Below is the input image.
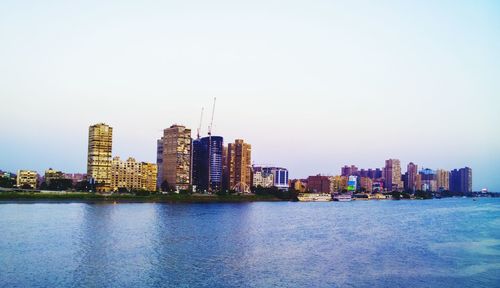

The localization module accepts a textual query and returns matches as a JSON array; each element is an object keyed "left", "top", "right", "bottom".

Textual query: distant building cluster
[
  {"left": 0, "top": 123, "right": 474, "bottom": 195},
  {"left": 291, "top": 160, "right": 472, "bottom": 195}
]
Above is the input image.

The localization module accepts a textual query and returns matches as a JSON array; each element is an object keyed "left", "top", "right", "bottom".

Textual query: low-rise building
[
  {"left": 360, "top": 177, "right": 373, "bottom": 193},
  {"left": 307, "top": 175, "right": 331, "bottom": 193},
  {"left": 64, "top": 173, "right": 86, "bottom": 185},
  {"left": 111, "top": 157, "right": 157, "bottom": 192},
  {"left": 252, "top": 166, "right": 289, "bottom": 191},
  {"left": 44, "top": 168, "right": 65, "bottom": 185},
  {"left": 252, "top": 167, "right": 274, "bottom": 188},
  {"left": 17, "top": 170, "right": 38, "bottom": 189}
]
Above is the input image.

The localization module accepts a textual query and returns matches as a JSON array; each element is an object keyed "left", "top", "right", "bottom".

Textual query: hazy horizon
[{"left": 1, "top": 0, "right": 499, "bottom": 191}]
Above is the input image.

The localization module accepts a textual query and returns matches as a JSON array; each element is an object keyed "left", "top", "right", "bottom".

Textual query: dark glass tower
[{"left": 192, "top": 136, "right": 223, "bottom": 192}]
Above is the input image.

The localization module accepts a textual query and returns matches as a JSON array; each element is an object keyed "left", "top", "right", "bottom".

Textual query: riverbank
[{"left": 0, "top": 192, "right": 284, "bottom": 203}]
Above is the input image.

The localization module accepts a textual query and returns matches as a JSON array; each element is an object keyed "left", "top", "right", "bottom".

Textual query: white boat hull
[{"left": 297, "top": 193, "right": 332, "bottom": 202}]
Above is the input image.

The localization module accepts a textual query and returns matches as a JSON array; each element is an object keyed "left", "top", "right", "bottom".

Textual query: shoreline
[
  {"left": 0, "top": 192, "right": 494, "bottom": 204},
  {"left": 0, "top": 192, "right": 286, "bottom": 204}
]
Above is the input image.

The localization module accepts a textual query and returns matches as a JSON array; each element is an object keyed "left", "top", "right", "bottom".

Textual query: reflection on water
[{"left": 0, "top": 199, "right": 499, "bottom": 287}]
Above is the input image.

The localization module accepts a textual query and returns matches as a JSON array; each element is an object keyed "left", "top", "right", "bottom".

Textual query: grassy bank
[{"left": 0, "top": 192, "right": 284, "bottom": 203}]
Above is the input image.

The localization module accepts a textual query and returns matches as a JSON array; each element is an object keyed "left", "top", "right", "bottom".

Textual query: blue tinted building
[
  {"left": 192, "top": 136, "right": 223, "bottom": 191},
  {"left": 262, "top": 167, "right": 289, "bottom": 191}
]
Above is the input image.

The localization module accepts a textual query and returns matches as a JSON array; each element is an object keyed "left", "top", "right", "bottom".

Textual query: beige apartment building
[
  {"left": 111, "top": 157, "right": 157, "bottom": 192},
  {"left": 360, "top": 177, "right": 373, "bottom": 193},
  {"left": 141, "top": 162, "right": 158, "bottom": 192},
  {"left": 162, "top": 125, "right": 192, "bottom": 191},
  {"left": 436, "top": 169, "right": 450, "bottom": 191},
  {"left": 384, "top": 159, "right": 403, "bottom": 191},
  {"left": 416, "top": 174, "right": 422, "bottom": 191},
  {"left": 225, "top": 139, "right": 252, "bottom": 192},
  {"left": 87, "top": 123, "right": 113, "bottom": 192},
  {"left": 17, "top": 170, "right": 38, "bottom": 189}
]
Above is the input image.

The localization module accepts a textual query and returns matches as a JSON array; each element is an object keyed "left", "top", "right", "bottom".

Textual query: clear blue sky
[{"left": 1, "top": 0, "right": 499, "bottom": 191}]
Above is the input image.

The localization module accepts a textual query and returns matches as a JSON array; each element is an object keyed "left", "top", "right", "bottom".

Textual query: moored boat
[
  {"left": 333, "top": 194, "right": 352, "bottom": 202},
  {"left": 297, "top": 193, "right": 332, "bottom": 202}
]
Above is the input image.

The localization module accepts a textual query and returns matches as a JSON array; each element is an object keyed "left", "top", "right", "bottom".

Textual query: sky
[{"left": 0, "top": 0, "right": 499, "bottom": 191}]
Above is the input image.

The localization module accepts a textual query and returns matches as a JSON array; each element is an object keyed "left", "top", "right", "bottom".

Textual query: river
[{"left": 1, "top": 198, "right": 499, "bottom": 287}]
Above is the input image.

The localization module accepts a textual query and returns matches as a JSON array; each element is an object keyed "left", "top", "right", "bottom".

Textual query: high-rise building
[
  {"left": 450, "top": 167, "right": 472, "bottom": 193},
  {"left": 156, "top": 138, "right": 164, "bottom": 190},
  {"left": 162, "top": 125, "right": 192, "bottom": 191},
  {"left": 226, "top": 139, "right": 252, "bottom": 192},
  {"left": 419, "top": 168, "right": 437, "bottom": 192},
  {"left": 341, "top": 165, "right": 358, "bottom": 177},
  {"left": 383, "top": 159, "right": 402, "bottom": 191},
  {"left": 461, "top": 167, "right": 472, "bottom": 193},
  {"left": 87, "top": 123, "right": 113, "bottom": 192},
  {"left": 450, "top": 169, "right": 459, "bottom": 192},
  {"left": 192, "top": 136, "right": 223, "bottom": 192},
  {"left": 436, "top": 169, "right": 450, "bottom": 191},
  {"left": 17, "top": 170, "right": 37, "bottom": 189},
  {"left": 415, "top": 174, "right": 422, "bottom": 191},
  {"left": 406, "top": 162, "right": 418, "bottom": 192},
  {"left": 222, "top": 145, "right": 229, "bottom": 191},
  {"left": 140, "top": 162, "right": 158, "bottom": 192},
  {"left": 192, "top": 138, "right": 203, "bottom": 190}
]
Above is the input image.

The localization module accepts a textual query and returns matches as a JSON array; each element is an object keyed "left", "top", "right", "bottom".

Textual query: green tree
[
  {"left": 391, "top": 191, "right": 401, "bottom": 200},
  {"left": 74, "top": 180, "right": 91, "bottom": 192},
  {"left": 48, "top": 179, "right": 73, "bottom": 191},
  {"left": 414, "top": 190, "right": 433, "bottom": 199},
  {"left": 0, "top": 177, "right": 15, "bottom": 188}
]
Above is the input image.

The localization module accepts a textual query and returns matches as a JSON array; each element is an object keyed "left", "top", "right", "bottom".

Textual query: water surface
[{"left": 1, "top": 198, "right": 499, "bottom": 287}]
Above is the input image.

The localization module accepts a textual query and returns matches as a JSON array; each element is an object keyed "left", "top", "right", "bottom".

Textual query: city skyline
[
  {"left": 2, "top": 121, "right": 476, "bottom": 193},
  {"left": 0, "top": 117, "right": 492, "bottom": 191},
  {"left": 1, "top": 1, "right": 499, "bottom": 191}
]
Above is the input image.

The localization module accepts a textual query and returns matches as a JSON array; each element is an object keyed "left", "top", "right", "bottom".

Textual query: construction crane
[
  {"left": 208, "top": 97, "right": 216, "bottom": 136},
  {"left": 208, "top": 97, "right": 216, "bottom": 192},
  {"left": 196, "top": 107, "right": 204, "bottom": 140}
]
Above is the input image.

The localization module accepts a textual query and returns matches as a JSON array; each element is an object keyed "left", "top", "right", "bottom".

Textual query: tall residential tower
[
  {"left": 225, "top": 139, "right": 252, "bottom": 192},
  {"left": 383, "top": 159, "right": 402, "bottom": 192},
  {"left": 161, "top": 125, "right": 192, "bottom": 191},
  {"left": 406, "top": 162, "right": 418, "bottom": 192},
  {"left": 87, "top": 123, "right": 113, "bottom": 192}
]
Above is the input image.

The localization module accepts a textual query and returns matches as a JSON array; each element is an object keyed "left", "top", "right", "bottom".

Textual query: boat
[
  {"left": 297, "top": 193, "right": 332, "bottom": 202},
  {"left": 333, "top": 194, "right": 352, "bottom": 202}
]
